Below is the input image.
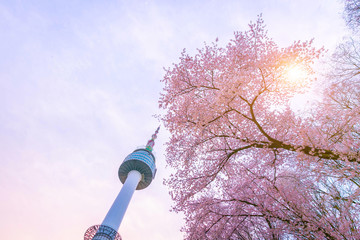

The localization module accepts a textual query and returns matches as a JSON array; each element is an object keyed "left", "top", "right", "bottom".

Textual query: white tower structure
[{"left": 84, "top": 127, "right": 160, "bottom": 240}]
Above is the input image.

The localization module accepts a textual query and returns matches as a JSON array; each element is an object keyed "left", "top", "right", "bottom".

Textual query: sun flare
[{"left": 285, "top": 65, "right": 307, "bottom": 83}]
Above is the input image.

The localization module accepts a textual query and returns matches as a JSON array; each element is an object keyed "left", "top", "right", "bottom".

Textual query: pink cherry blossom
[{"left": 160, "top": 16, "right": 360, "bottom": 239}]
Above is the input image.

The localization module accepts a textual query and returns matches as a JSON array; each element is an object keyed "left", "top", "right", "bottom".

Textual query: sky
[{"left": 0, "top": 0, "right": 348, "bottom": 239}]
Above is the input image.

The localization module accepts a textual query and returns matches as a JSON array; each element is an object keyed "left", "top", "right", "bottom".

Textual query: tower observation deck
[{"left": 84, "top": 127, "right": 160, "bottom": 240}]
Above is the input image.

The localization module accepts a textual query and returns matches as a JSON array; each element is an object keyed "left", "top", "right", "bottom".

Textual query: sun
[{"left": 285, "top": 65, "right": 307, "bottom": 83}]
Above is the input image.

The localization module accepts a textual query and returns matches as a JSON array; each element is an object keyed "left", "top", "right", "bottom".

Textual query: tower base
[{"left": 84, "top": 225, "right": 122, "bottom": 240}]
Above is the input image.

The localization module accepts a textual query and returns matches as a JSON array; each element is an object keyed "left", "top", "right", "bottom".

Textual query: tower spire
[{"left": 145, "top": 126, "right": 160, "bottom": 152}]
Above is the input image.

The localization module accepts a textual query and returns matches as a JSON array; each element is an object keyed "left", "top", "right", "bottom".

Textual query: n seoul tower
[{"left": 84, "top": 127, "right": 160, "bottom": 240}]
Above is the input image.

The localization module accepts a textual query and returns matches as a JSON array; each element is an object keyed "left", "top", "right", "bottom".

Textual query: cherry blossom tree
[{"left": 160, "top": 17, "right": 360, "bottom": 239}]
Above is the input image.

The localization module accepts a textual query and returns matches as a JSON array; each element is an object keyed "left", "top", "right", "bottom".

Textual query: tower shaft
[{"left": 101, "top": 170, "right": 142, "bottom": 231}]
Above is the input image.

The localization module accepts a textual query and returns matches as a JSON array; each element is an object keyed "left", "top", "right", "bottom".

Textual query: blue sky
[{"left": 0, "top": 0, "right": 347, "bottom": 239}]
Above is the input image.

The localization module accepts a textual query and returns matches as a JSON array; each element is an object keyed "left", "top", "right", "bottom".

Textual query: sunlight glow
[{"left": 285, "top": 65, "right": 307, "bottom": 83}]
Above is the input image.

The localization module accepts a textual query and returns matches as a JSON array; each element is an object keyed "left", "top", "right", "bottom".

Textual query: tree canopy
[
  {"left": 344, "top": 0, "right": 360, "bottom": 31},
  {"left": 160, "top": 16, "right": 360, "bottom": 239}
]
